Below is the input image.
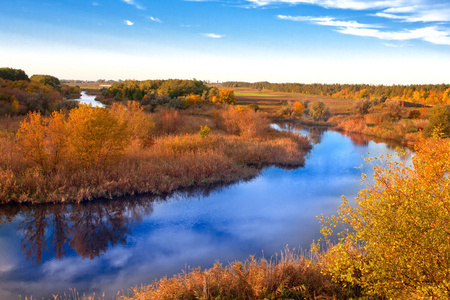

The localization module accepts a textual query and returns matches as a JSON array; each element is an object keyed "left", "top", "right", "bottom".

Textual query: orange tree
[
  {"left": 219, "top": 88, "right": 236, "bottom": 105},
  {"left": 317, "top": 136, "right": 450, "bottom": 298}
]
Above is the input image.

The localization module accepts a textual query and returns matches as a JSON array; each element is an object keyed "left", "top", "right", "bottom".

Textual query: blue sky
[{"left": 1, "top": 0, "right": 450, "bottom": 84}]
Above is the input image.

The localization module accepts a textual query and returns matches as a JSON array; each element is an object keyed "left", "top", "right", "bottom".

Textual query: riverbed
[{"left": 0, "top": 125, "right": 411, "bottom": 299}]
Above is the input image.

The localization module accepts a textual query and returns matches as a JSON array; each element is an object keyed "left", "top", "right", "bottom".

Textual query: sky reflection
[{"left": 0, "top": 127, "right": 412, "bottom": 299}]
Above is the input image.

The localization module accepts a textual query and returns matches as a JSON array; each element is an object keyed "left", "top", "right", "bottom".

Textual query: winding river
[{"left": 0, "top": 125, "right": 411, "bottom": 299}]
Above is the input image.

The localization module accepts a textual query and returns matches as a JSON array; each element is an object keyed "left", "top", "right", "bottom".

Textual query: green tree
[
  {"left": 318, "top": 137, "right": 450, "bottom": 298},
  {"left": 0, "top": 67, "right": 29, "bottom": 81},
  {"left": 30, "top": 74, "right": 60, "bottom": 86}
]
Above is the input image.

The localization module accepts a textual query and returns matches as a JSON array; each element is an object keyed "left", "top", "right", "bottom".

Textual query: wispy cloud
[
  {"left": 203, "top": 33, "right": 224, "bottom": 38},
  {"left": 247, "top": 0, "right": 405, "bottom": 10},
  {"left": 124, "top": 20, "right": 134, "bottom": 26},
  {"left": 148, "top": 16, "right": 162, "bottom": 23},
  {"left": 121, "top": 0, "right": 144, "bottom": 10},
  {"left": 279, "top": 14, "right": 450, "bottom": 45},
  {"left": 277, "top": 15, "right": 378, "bottom": 28},
  {"left": 374, "top": 6, "right": 450, "bottom": 22},
  {"left": 92, "top": 2, "right": 99, "bottom": 6}
]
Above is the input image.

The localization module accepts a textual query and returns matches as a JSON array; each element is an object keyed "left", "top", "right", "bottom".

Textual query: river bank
[
  {"left": 0, "top": 104, "right": 311, "bottom": 204},
  {"left": 0, "top": 125, "right": 409, "bottom": 299}
]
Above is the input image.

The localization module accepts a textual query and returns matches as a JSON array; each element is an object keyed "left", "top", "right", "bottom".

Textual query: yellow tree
[
  {"left": 46, "top": 111, "right": 68, "bottom": 171},
  {"left": 318, "top": 136, "right": 450, "bottom": 298},
  {"left": 17, "top": 112, "right": 48, "bottom": 171},
  {"left": 219, "top": 88, "right": 236, "bottom": 105},
  {"left": 67, "top": 105, "right": 130, "bottom": 167},
  {"left": 110, "top": 101, "right": 154, "bottom": 142},
  {"left": 17, "top": 111, "right": 68, "bottom": 173}
]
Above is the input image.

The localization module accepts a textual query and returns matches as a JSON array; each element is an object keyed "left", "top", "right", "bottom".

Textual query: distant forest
[
  {"left": 224, "top": 81, "right": 450, "bottom": 105},
  {"left": 0, "top": 68, "right": 81, "bottom": 115}
]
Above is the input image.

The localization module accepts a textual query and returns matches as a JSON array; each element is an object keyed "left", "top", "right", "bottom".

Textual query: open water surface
[
  {"left": 0, "top": 125, "right": 411, "bottom": 299},
  {"left": 68, "top": 91, "right": 105, "bottom": 107}
]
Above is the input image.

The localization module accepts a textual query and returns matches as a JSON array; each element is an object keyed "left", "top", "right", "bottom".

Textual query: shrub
[
  {"left": 353, "top": 99, "right": 372, "bottom": 115},
  {"left": 199, "top": 125, "right": 210, "bottom": 138},
  {"left": 219, "top": 88, "right": 236, "bottom": 104},
  {"left": 110, "top": 101, "right": 155, "bottom": 142},
  {"left": 155, "top": 108, "right": 184, "bottom": 135},
  {"left": 423, "top": 105, "right": 450, "bottom": 138},
  {"left": 318, "top": 137, "right": 450, "bottom": 298},
  {"left": 248, "top": 103, "right": 259, "bottom": 112},
  {"left": 408, "top": 109, "right": 421, "bottom": 119},
  {"left": 309, "top": 101, "right": 330, "bottom": 121},
  {"left": 217, "top": 106, "right": 270, "bottom": 138},
  {"left": 386, "top": 101, "right": 403, "bottom": 120}
]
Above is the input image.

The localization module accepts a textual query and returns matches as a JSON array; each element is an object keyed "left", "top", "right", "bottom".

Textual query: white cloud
[
  {"left": 121, "top": 0, "right": 144, "bottom": 10},
  {"left": 124, "top": 20, "right": 134, "bottom": 26},
  {"left": 277, "top": 15, "right": 378, "bottom": 28},
  {"left": 203, "top": 33, "right": 224, "bottom": 38},
  {"left": 148, "top": 16, "right": 162, "bottom": 23},
  {"left": 279, "top": 14, "right": 450, "bottom": 45},
  {"left": 247, "top": 0, "right": 406, "bottom": 10},
  {"left": 338, "top": 26, "right": 450, "bottom": 45}
]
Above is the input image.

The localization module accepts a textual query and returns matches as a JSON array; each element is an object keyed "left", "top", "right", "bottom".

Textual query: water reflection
[
  {"left": 0, "top": 127, "right": 412, "bottom": 299},
  {"left": 0, "top": 183, "right": 241, "bottom": 266},
  {"left": 1, "top": 198, "right": 153, "bottom": 264}
]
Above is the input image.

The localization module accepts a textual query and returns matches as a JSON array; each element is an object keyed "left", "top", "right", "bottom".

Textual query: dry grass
[
  {"left": 330, "top": 114, "right": 423, "bottom": 144},
  {"left": 0, "top": 106, "right": 311, "bottom": 203},
  {"left": 120, "top": 249, "right": 351, "bottom": 300}
]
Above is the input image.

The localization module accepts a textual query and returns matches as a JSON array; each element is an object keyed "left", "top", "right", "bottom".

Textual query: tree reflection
[
  {"left": 0, "top": 182, "right": 241, "bottom": 265},
  {"left": 0, "top": 196, "right": 155, "bottom": 264}
]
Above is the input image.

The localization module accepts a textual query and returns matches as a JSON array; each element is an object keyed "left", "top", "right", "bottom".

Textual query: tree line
[
  {"left": 100, "top": 79, "right": 236, "bottom": 109},
  {"left": 0, "top": 68, "right": 81, "bottom": 116},
  {"left": 224, "top": 81, "right": 450, "bottom": 105}
]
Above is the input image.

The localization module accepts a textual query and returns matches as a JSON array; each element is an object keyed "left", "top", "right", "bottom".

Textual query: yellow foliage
[
  {"left": 17, "top": 111, "right": 68, "bottom": 173},
  {"left": 319, "top": 137, "right": 450, "bottom": 298},
  {"left": 186, "top": 94, "right": 202, "bottom": 105},
  {"left": 67, "top": 105, "right": 130, "bottom": 167},
  {"left": 17, "top": 112, "right": 48, "bottom": 171},
  {"left": 219, "top": 88, "right": 236, "bottom": 105},
  {"left": 110, "top": 101, "right": 154, "bottom": 142}
]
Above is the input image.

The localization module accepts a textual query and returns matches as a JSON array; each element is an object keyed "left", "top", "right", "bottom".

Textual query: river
[
  {"left": 68, "top": 91, "right": 105, "bottom": 107},
  {"left": 0, "top": 125, "right": 411, "bottom": 299}
]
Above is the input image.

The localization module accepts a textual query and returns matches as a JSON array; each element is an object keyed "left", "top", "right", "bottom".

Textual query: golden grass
[
  {"left": 120, "top": 249, "right": 352, "bottom": 300},
  {"left": 0, "top": 107, "right": 311, "bottom": 203},
  {"left": 330, "top": 114, "right": 423, "bottom": 145}
]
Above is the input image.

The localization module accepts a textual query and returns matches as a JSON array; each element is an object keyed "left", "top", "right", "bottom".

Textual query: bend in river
[{"left": 0, "top": 124, "right": 412, "bottom": 299}]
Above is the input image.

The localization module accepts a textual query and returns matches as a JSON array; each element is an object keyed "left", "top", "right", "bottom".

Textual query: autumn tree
[
  {"left": 186, "top": 94, "right": 202, "bottom": 106},
  {"left": 318, "top": 137, "right": 450, "bottom": 298},
  {"left": 17, "top": 112, "right": 49, "bottom": 171},
  {"left": 17, "top": 111, "right": 67, "bottom": 172},
  {"left": 219, "top": 88, "right": 236, "bottom": 105},
  {"left": 353, "top": 99, "right": 372, "bottom": 115},
  {"left": 67, "top": 105, "right": 130, "bottom": 167},
  {"left": 293, "top": 101, "right": 305, "bottom": 118},
  {"left": 110, "top": 101, "right": 155, "bottom": 142},
  {"left": 423, "top": 105, "right": 450, "bottom": 138},
  {"left": 30, "top": 74, "right": 60, "bottom": 86},
  {"left": 309, "top": 101, "right": 330, "bottom": 121}
]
